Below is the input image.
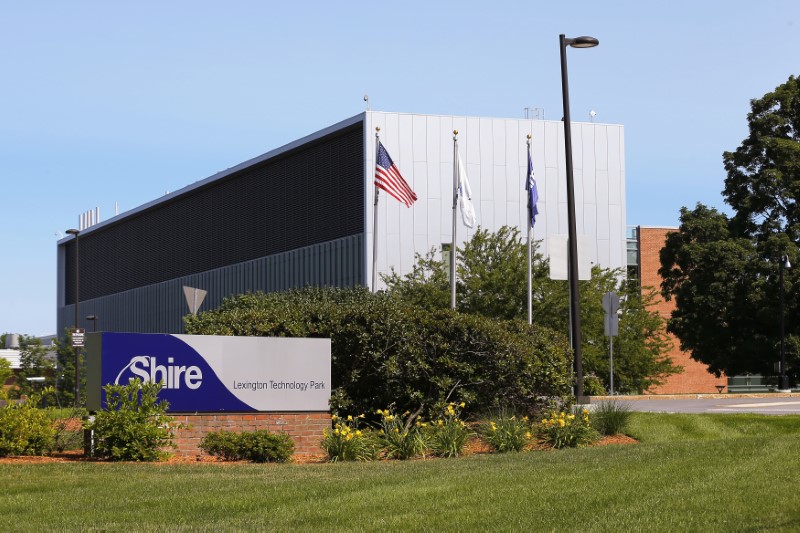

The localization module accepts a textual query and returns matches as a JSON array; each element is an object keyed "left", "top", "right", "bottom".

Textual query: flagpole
[
  {"left": 451, "top": 130, "right": 459, "bottom": 310},
  {"left": 526, "top": 135, "right": 533, "bottom": 325},
  {"left": 372, "top": 127, "right": 381, "bottom": 292}
]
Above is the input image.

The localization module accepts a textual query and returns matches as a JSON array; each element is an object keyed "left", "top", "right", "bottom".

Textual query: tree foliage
[
  {"left": 185, "top": 287, "right": 573, "bottom": 417},
  {"left": 661, "top": 75, "right": 800, "bottom": 380},
  {"left": 385, "top": 226, "right": 678, "bottom": 394}
]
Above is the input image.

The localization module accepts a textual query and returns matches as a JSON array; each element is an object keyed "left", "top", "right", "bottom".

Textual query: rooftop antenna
[
  {"left": 589, "top": 110, "right": 597, "bottom": 123},
  {"left": 525, "top": 107, "right": 545, "bottom": 120},
  {"left": 364, "top": 94, "right": 370, "bottom": 111}
]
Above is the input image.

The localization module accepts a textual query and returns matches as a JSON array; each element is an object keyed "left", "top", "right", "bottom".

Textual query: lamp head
[{"left": 567, "top": 36, "right": 600, "bottom": 48}]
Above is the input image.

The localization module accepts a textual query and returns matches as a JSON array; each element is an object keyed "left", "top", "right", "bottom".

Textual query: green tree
[
  {"left": 660, "top": 75, "right": 800, "bottom": 381},
  {"left": 18, "top": 337, "right": 54, "bottom": 398},
  {"left": 53, "top": 332, "right": 83, "bottom": 407},
  {"left": 385, "top": 226, "right": 678, "bottom": 393}
]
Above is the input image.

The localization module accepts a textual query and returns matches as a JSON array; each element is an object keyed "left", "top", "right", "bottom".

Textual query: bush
[
  {"left": 480, "top": 410, "right": 532, "bottom": 453},
  {"left": 591, "top": 400, "right": 633, "bottom": 436},
  {"left": 87, "top": 379, "right": 180, "bottom": 461},
  {"left": 376, "top": 408, "right": 427, "bottom": 460},
  {"left": 200, "top": 430, "right": 294, "bottom": 463},
  {"left": 427, "top": 402, "right": 471, "bottom": 458},
  {"left": 184, "top": 288, "right": 573, "bottom": 419},
  {"left": 537, "top": 409, "right": 599, "bottom": 449},
  {"left": 320, "top": 414, "right": 379, "bottom": 462},
  {"left": 0, "top": 394, "right": 56, "bottom": 456}
]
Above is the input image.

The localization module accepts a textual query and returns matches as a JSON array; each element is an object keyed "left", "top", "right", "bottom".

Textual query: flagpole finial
[
  {"left": 453, "top": 130, "right": 458, "bottom": 135},
  {"left": 376, "top": 127, "right": 380, "bottom": 133},
  {"left": 527, "top": 134, "right": 532, "bottom": 140}
]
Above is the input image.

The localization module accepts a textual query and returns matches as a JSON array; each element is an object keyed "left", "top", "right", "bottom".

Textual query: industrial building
[{"left": 56, "top": 111, "right": 627, "bottom": 334}]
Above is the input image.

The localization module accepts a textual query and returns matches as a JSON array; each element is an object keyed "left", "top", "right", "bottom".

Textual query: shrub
[
  {"left": 200, "top": 429, "right": 294, "bottom": 462},
  {"left": 320, "top": 414, "right": 379, "bottom": 462},
  {"left": 184, "top": 288, "right": 573, "bottom": 419},
  {"left": 480, "top": 410, "right": 532, "bottom": 453},
  {"left": 537, "top": 409, "right": 599, "bottom": 449},
  {"left": 0, "top": 393, "right": 56, "bottom": 456},
  {"left": 591, "top": 400, "right": 633, "bottom": 436},
  {"left": 376, "top": 408, "right": 427, "bottom": 460},
  {"left": 87, "top": 379, "right": 180, "bottom": 461},
  {"left": 427, "top": 402, "right": 471, "bottom": 458}
]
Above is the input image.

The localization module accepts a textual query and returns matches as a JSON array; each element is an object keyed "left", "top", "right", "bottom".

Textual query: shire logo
[{"left": 114, "top": 356, "right": 203, "bottom": 390}]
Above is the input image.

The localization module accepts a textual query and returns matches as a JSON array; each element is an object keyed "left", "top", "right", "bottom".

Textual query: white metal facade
[{"left": 364, "top": 111, "right": 626, "bottom": 289}]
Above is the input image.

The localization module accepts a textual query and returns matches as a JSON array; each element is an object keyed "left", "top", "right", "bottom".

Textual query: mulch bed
[{"left": 0, "top": 434, "right": 638, "bottom": 465}]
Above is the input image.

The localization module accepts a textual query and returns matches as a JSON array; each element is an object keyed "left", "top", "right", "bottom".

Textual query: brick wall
[
  {"left": 170, "top": 412, "right": 330, "bottom": 458},
  {"left": 638, "top": 227, "right": 727, "bottom": 394}
]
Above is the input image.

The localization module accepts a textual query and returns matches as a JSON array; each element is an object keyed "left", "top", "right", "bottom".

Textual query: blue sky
[{"left": 1, "top": 1, "right": 798, "bottom": 335}]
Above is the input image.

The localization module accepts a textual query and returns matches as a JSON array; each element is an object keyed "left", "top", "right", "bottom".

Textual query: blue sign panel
[{"left": 88, "top": 333, "right": 331, "bottom": 413}]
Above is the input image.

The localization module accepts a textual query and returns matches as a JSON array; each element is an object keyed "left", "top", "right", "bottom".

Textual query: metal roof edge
[{"left": 58, "top": 112, "right": 367, "bottom": 243}]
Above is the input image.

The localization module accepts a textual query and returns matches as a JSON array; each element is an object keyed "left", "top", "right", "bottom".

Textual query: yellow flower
[
  {"left": 359, "top": 414, "right": 366, "bottom": 419},
  {"left": 582, "top": 409, "right": 589, "bottom": 415},
  {"left": 393, "top": 428, "right": 400, "bottom": 433},
  {"left": 459, "top": 402, "right": 465, "bottom": 408},
  {"left": 346, "top": 433, "right": 353, "bottom": 441},
  {"left": 347, "top": 415, "right": 353, "bottom": 421},
  {"left": 522, "top": 416, "right": 528, "bottom": 421},
  {"left": 567, "top": 414, "right": 575, "bottom": 420},
  {"left": 333, "top": 428, "right": 340, "bottom": 436},
  {"left": 525, "top": 432, "right": 532, "bottom": 439},
  {"left": 490, "top": 422, "right": 498, "bottom": 431},
  {"left": 558, "top": 419, "right": 565, "bottom": 427},
  {"left": 331, "top": 414, "right": 338, "bottom": 421},
  {"left": 323, "top": 429, "right": 329, "bottom": 437},
  {"left": 437, "top": 420, "right": 444, "bottom": 427},
  {"left": 541, "top": 419, "right": 547, "bottom": 425},
  {"left": 355, "top": 430, "right": 362, "bottom": 437}
]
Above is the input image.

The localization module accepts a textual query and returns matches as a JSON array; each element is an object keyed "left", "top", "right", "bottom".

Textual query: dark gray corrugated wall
[{"left": 57, "top": 234, "right": 363, "bottom": 334}]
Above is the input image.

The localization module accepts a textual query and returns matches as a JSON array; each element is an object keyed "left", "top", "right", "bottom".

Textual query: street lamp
[
  {"left": 86, "top": 315, "right": 98, "bottom": 333},
  {"left": 559, "top": 34, "right": 599, "bottom": 399},
  {"left": 779, "top": 255, "right": 791, "bottom": 391},
  {"left": 65, "top": 228, "right": 81, "bottom": 406}
]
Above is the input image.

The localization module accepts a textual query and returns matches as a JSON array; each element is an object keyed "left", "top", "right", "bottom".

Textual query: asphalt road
[{"left": 613, "top": 396, "right": 800, "bottom": 415}]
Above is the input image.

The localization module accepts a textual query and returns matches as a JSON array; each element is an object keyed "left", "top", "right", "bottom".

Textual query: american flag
[{"left": 375, "top": 141, "right": 417, "bottom": 207}]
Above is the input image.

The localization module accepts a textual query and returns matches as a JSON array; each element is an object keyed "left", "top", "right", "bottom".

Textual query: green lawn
[{"left": 1, "top": 413, "right": 798, "bottom": 531}]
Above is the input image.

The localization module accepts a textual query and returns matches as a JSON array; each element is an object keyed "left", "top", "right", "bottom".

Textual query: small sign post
[
  {"left": 71, "top": 328, "right": 86, "bottom": 348},
  {"left": 602, "top": 292, "right": 620, "bottom": 395}
]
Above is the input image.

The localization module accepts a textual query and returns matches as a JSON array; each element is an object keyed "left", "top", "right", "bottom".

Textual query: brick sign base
[{"left": 170, "top": 412, "right": 330, "bottom": 458}]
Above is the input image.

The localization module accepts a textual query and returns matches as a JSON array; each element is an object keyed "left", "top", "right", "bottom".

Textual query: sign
[
  {"left": 548, "top": 235, "right": 593, "bottom": 281},
  {"left": 86, "top": 333, "right": 331, "bottom": 413},
  {"left": 602, "top": 292, "right": 620, "bottom": 337},
  {"left": 183, "top": 286, "right": 208, "bottom": 315},
  {"left": 71, "top": 328, "right": 86, "bottom": 348}
]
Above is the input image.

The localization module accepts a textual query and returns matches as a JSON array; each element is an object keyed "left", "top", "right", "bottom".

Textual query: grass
[{"left": 1, "top": 413, "right": 799, "bottom": 531}]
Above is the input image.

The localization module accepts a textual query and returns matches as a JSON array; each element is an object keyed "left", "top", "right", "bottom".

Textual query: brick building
[{"left": 629, "top": 226, "right": 727, "bottom": 394}]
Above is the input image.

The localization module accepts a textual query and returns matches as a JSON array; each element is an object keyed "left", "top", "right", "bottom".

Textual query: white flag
[{"left": 456, "top": 153, "right": 476, "bottom": 228}]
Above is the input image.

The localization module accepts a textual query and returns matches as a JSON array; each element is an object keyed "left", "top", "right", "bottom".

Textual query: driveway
[{"left": 589, "top": 394, "right": 800, "bottom": 415}]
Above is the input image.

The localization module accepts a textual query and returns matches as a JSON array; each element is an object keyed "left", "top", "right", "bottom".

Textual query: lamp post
[
  {"left": 65, "top": 228, "right": 81, "bottom": 406},
  {"left": 779, "top": 255, "right": 791, "bottom": 391},
  {"left": 86, "top": 315, "right": 98, "bottom": 333},
  {"left": 559, "top": 34, "right": 599, "bottom": 399}
]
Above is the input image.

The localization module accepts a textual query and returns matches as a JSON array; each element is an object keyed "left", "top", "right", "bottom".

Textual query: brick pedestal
[{"left": 170, "top": 412, "right": 330, "bottom": 458}]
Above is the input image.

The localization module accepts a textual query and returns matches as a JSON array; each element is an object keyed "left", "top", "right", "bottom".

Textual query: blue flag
[{"left": 526, "top": 150, "right": 539, "bottom": 226}]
